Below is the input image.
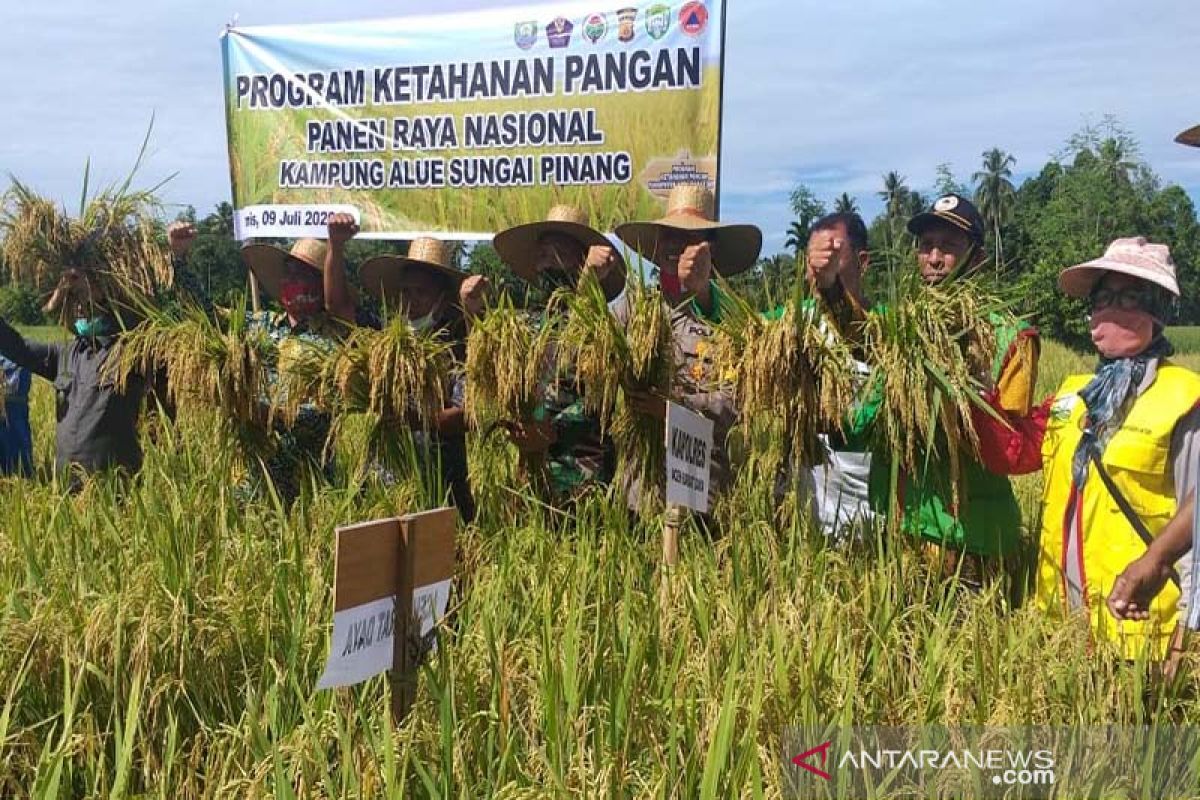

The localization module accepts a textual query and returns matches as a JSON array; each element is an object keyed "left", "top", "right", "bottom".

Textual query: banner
[
  {"left": 220, "top": 1, "right": 726, "bottom": 241},
  {"left": 665, "top": 400, "right": 713, "bottom": 513}
]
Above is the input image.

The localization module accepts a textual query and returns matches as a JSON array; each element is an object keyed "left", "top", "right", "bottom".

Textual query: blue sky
[{"left": 2, "top": 0, "right": 1198, "bottom": 254}]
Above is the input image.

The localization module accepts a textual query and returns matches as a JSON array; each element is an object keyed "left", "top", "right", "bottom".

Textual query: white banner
[
  {"left": 665, "top": 401, "right": 713, "bottom": 513},
  {"left": 316, "top": 578, "right": 452, "bottom": 690},
  {"left": 234, "top": 203, "right": 360, "bottom": 241}
]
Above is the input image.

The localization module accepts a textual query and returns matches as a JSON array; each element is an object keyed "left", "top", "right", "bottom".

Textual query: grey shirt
[{"left": 0, "top": 321, "right": 146, "bottom": 474}]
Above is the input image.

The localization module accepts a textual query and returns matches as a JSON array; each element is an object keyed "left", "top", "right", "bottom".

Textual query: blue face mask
[{"left": 73, "top": 317, "right": 111, "bottom": 338}]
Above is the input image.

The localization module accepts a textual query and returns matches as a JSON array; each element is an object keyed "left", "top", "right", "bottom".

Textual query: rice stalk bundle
[
  {"left": 105, "top": 299, "right": 277, "bottom": 430},
  {"left": 349, "top": 314, "right": 452, "bottom": 428},
  {"left": 274, "top": 335, "right": 340, "bottom": 424},
  {"left": 555, "top": 268, "right": 673, "bottom": 488},
  {"left": 709, "top": 279, "right": 856, "bottom": 468},
  {"left": 464, "top": 296, "right": 556, "bottom": 427},
  {"left": 860, "top": 269, "right": 1010, "bottom": 512},
  {"left": 2, "top": 131, "right": 173, "bottom": 304}
]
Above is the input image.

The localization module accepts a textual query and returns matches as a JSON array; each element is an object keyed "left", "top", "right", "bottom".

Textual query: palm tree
[
  {"left": 1096, "top": 137, "right": 1137, "bottom": 185},
  {"left": 784, "top": 220, "right": 808, "bottom": 256},
  {"left": 834, "top": 193, "right": 858, "bottom": 214},
  {"left": 972, "top": 148, "right": 1017, "bottom": 268},
  {"left": 878, "top": 171, "right": 909, "bottom": 222}
]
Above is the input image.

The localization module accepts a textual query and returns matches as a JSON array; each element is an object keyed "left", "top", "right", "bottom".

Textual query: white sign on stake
[
  {"left": 316, "top": 509, "right": 456, "bottom": 693},
  {"left": 665, "top": 401, "right": 714, "bottom": 513}
]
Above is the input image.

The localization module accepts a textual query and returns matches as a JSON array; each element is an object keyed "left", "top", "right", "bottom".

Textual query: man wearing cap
[
  {"left": 980, "top": 238, "right": 1200, "bottom": 659},
  {"left": 359, "top": 238, "right": 475, "bottom": 523},
  {"left": 471, "top": 205, "right": 625, "bottom": 503},
  {"left": 615, "top": 183, "right": 762, "bottom": 519},
  {"left": 833, "top": 194, "right": 1039, "bottom": 586}
]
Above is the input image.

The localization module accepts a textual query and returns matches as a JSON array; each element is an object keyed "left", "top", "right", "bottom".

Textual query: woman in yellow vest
[{"left": 974, "top": 238, "right": 1200, "bottom": 659}]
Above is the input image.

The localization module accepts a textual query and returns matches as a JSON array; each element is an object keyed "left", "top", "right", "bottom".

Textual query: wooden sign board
[{"left": 316, "top": 507, "right": 456, "bottom": 724}]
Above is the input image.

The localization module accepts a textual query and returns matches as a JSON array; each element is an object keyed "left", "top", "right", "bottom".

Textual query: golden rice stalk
[
  {"left": 105, "top": 299, "right": 277, "bottom": 429},
  {"left": 0, "top": 185, "right": 74, "bottom": 292},
  {"left": 555, "top": 268, "right": 673, "bottom": 488},
  {"left": 275, "top": 335, "right": 339, "bottom": 425},
  {"left": 348, "top": 314, "right": 452, "bottom": 427},
  {"left": 860, "top": 269, "right": 1007, "bottom": 511},
  {"left": 464, "top": 296, "right": 556, "bottom": 427},
  {"left": 709, "top": 279, "right": 856, "bottom": 469}
]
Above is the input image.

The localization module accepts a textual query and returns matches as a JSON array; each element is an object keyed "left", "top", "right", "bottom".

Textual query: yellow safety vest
[{"left": 1037, "top": 362, "right": 1200, "bottom": 659}]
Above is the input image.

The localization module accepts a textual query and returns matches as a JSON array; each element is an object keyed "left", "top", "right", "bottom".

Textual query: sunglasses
[{"left": 1089, "top": 286, "right": 1158, "bottom": 312}]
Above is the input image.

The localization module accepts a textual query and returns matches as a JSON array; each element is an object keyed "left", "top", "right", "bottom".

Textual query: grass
[{"left": 1, "top": 333, "right": 1199, "bottom": 797}]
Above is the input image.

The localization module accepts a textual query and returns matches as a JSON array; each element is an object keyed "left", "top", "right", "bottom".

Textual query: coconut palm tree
[
  {"left": 878, "top": 171, "right": 909, "bottom": 223},
  {"left": 834, "top": 193, "right": 858, "bottom": 214},
  {"left": 784, "top": 220, "right": 808, "bottom": 256},
  {"left": 972, "top": 148, "right": 1017, "bottom": 268}
]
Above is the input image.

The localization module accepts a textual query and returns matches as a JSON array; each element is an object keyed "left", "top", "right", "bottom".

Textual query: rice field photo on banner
[{"left": 220, "top": 0, "right": 726, "bottom": 240}]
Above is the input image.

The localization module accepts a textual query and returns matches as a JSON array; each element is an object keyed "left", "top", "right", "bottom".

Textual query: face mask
[
  {"left": 280, "top": 279, "right": 323, "bottom": 318},
  {"left": 410, "top": 311, "right": 437, "bottom": 332},
  {"left": 659, "top": 270, "right": 682, "bottom": 298},
  {"left": 73, "top": 317, "right": 111, "bottom": 338},
  {"left": 1090, "top": 306, "right": 1155, "bottom": 359}
]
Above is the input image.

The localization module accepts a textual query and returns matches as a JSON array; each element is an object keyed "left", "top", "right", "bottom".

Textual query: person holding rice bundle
[
  {"left": 171, "top": 213, "right": 369, "bottom": 502},
  {"left": 831, "top": 194, "right": 1039, "bottom": 588},
  {"left": 0, "top": 215, "right": 206, "bottom": 478},
  {"left": 359, "top": 237, "right": 475, "bottom": 522},
  {"left": 467, "top": 204, "right": 625, "bottom": 504},
  {"left": 615, "top": 183, "right": 762, "bottom": 522},
  {"left": 981, "top": 238, "right": 1200, "bottom": 661}
]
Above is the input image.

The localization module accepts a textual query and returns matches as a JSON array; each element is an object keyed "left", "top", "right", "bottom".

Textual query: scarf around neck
[{"left": 1069, "top": 334, "right": 1174, "bottom": 488}]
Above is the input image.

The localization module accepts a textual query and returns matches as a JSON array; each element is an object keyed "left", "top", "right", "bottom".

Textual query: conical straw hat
[
  {"left": 493, "top": 204, "right": 624, "bottom": 282},
  {"left": 241, "top": 238, "right": 327, "bottom": 301},
  {"left": 615, "top": 184, "right": 762, "bottom": 276},
  {"left": 360, "top": 237, "right": 466, "bottom": 304}
]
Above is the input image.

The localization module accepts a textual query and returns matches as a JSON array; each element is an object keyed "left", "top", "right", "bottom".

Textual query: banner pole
[
  {"left": 248, "top": 273, "right": 261, "bottom": 313},
  {"left": 713, "top": 0, "right": 729, "bottom": 219}
]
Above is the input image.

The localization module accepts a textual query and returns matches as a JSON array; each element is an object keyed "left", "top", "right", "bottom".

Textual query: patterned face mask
[{"left": 73, "top": 316, "right": 111, "bottom": 338}]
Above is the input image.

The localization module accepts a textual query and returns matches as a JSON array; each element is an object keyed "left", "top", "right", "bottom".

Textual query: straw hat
[
  {"left": 359, "top": 238, "right": 465, "bottom": 305},
  {"left": 241, "top": 239, "right": 326, "bottom": 301},
  {"left": 1175, "top": 125, "right": 1200, "bottom": 148},
  {"left": 1058, "top": 237, "right": 1179, "bottom": 298},
  {"left": 615, "top": 184, "right": 762, "bottom": 276},
  {"left": 492, "top": 204, "right": 624, "bottom": 282}
]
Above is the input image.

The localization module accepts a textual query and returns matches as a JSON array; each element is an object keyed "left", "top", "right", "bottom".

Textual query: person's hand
[
  {"left": 626, "top": 388, "right": 668, "bottom": 421},
  {"left": 460, "top": 274, "right": 490, "bottom": 319},
  {"left": 505, "top": 419, "right": 556, "bottom": 454},
  {"left": 584, "top": 245, "right": 620, "bottom": 282},
  {"left": 677, "top": 242, "right": 713, "bottom": 296},
  {"left": 167, "top": 222, "right": 197, "bottom": 257},
  {"left": 806, "top": 229, "right": 843, "bottom": 290},
  {"left": 1108, "top": 554, "right": 1174, "bottom": 621},
  {"left": 327, "top": 213, "right": 359, "bottom": 246}
]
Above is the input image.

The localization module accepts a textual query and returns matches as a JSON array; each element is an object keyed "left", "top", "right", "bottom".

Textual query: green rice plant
[
  {"left": 710, "top": 276, "right": 856, "bottom": 470},
  {"left": 555, "top": 267, "right": 674, "bottom": 490},
  {"left": 464, "top": 295, "right": 556, "bottom": 428}
]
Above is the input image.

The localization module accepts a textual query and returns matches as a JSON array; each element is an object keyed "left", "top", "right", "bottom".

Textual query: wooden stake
[
  {"left": 390, "top": 524, "right": 416, "bottom": 727},
  {"left": 663, "top": 505, "right": 681, "bottom": 566}
]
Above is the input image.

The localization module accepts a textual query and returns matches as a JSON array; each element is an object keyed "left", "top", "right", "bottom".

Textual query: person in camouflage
[
  {"left": 171, "top": 215, "right": 371, "bottom": 504},
  {"left": 360, "top": 237, "right": 476, "bottom": 523},
  {"left": 464, "top": 205, "right": 625, "bottom": 505}
]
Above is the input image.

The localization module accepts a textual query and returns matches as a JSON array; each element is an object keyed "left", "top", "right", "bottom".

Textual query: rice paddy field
[{"left": 3, "top": 325, "right": 1200, "bottom": 797}]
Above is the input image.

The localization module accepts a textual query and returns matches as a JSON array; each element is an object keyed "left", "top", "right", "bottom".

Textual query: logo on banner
[
  {"left": 616, "top": 7, "right": 638, "bottom": 41},
  {"left": 547, "top": 16, "right": 575, "bottom": 47},
  {"left": 514, "top": 20, "right": 538, "bottom": 50},
  {"left": 645, "top": 4, "right": 671, "bottom": 39},
  {"left": 679, "top": 1, "right": 708, "bottom": 35},
  {"left": 584, "top": 13, "right": 608, "bottom": 42}
]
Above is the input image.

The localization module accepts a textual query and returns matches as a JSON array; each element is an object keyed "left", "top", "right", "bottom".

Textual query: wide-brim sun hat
[
  {"left": 1175, "top": 125, "right": 1200, "bottom": 148},
  {"left": 360, "top": 237, "right": 466, "bottom": 306},
  {"left": 1058, "top": 236, "right": 1179, "bottom": 298},
  {"left": 492, "top": 205, "right": 625, "bottom": 283},
  {"left": 242, "top": 238, "right": 326, "bottom": 301},
  {"left": 614, "top": 184, "right": 762, "bottom": 276}
]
